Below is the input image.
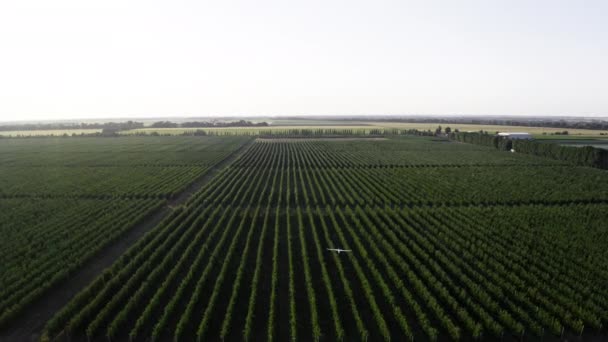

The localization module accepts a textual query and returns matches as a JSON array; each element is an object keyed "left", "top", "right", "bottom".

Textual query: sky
[{"left": 0, "top": 0, "right": 607, "bottom": 122}]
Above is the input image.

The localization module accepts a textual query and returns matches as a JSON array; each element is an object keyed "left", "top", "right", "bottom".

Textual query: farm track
[{"left": 0, "top": 139, "right": 254, "bottom": 342}]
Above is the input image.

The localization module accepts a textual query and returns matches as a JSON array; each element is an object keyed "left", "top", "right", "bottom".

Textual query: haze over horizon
[{"left": 1, "top": 0, "right": 607, "bottom": 122}]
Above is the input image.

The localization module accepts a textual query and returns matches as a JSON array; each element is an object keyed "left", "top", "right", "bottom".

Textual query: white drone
[{"left": 327, "top": 248, "right": 352, "bottom": 254}]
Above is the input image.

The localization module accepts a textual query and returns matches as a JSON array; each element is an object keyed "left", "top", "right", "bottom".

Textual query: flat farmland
[
  {"left": 0, "top": 136, "right": 251, "bottom": 332},
  {"left": 31, "top": 136, "right": 608, "bottom": 342},
  {"left": 369, "top": 122, "right": 608, "bottom": 136},
  {"left": 118, "top": 122, "right": 608, "bottom": 138},
  {"left": 121, "top": 125, "right": 375, "bottom": 136},
  {"left": 0, "top": 129, "right": 102, "bottom": 137}
]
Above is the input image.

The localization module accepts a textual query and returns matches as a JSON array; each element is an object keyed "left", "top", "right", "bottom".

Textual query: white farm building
[{"left": 497, "top": 132, "right": 533, "bottom": 140}]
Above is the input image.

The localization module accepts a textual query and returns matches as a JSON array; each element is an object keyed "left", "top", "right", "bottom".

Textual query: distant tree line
[
  {"left": 450, "top": 131, "right": 513, "bottom": 150},
  {"left": 0, "top": 121, "right": 144, "bottom": 132},
  {"left": 513, "top": 140, "right": 608, "bottom": 169},
  {"left": 366, "top": 117, "right": 608, "bottom": 131},
  {"left": 150, "top": 120, "right": 269, "bottom": 128},
  {"left": 129, "top": 127, "right": 437, "bottom": 137},
  {"left": 450, "top": 131, "right": 608, "bottom": 169}
]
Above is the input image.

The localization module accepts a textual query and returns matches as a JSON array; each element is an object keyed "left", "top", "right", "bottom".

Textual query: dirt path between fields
[{"left": 0, "top": 139, "right": 254, "bottom": 342}]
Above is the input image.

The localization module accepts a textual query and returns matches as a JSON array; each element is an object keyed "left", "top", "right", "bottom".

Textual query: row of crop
[
  {"left": 190, "top": 164, "right": 608, "bottom": 209},
  {"left": 41, "top": 144, "right": 281, "bottom": 340},
  {"left": 220, "top": 141, "right": 608, "bottom": 206},
  {"left": 0, "top": 199, "right": 111, "bottom": 266},
  {"left": 231, "top": 159, "right": 283, "bottom": 342},
  {"left": 41, "top": 202, "right": 608, "bottom": 340},
  {"left": 390, "top": 207, "right": 559, "bottom": 336},
  {"left": 343, "top": 206, "right": 463, "bottom": 340},
  {"left": 380, "top": 207, "right": 508, "bottom": 336},
  {"left": 450, "top": 131, "right": 608, "bottom": 169},
  {"left": 392, "top": 206, "right": 606, "bottom": 336},
  {"left": 0, "top": 136, "right": 249, "bottom": 155},
  {"left": 140, "top": 156, "right": 273, "bottom": 340},
  {"left": 292, "top": 172, "right": 374, "bottom": 340},
  {"left": 153, "top": 152, "right": 275, "bottom": 340},
  {"left": 41, "top": 141, "right": 345, "bottom": 340},
  {"left": 435, "top": 206, "right": 608, "bottom": 319},
  {"left": 0, "top": 151, "right": 232, "bottom": 167},
  {"left": 0, "top": 200, "right": 149, "bottom": 296},
  {"left": 40, "top": 136, "right": 608, "bottom": 341},
  {"left": 0, "top": 198, "right": 163, "bottom": 330},
  {"left": 194, "top": 206, "right": 260, "bottom": 340},
  {"left": 77, "top": 205, "right": 214, "bottom": 339},
  {"left": 43, "top": 202, "right": 218, "bottom": 340},
  {"left": 2, "top": 202, "right": 162, "bottom": 300},
  {"left": 266, "top": 162, "right": 286, "bottom": 342},
  {"left": 293, "top": 169, "right": 322, "bottom": 341},
  {"left": 460, "top": 204, "right": 608, "bottom": 281},
  {"left": 0, "top": 165, "right": 209, "bottom": 199},
  {"left": 360, "top": 206, "right": 486, "bottom": 338},
  {"left": 429, "top": 209, "right": 584, "bottom": 334},
  {"left": 0, "top": 136, "right": 250, "bottom": 174},
  {"left": 314, "top": 203, "right": 607, "bottom": 339},
  {"left": 232, "top": 139, "right": 557, "bottom": 168}
]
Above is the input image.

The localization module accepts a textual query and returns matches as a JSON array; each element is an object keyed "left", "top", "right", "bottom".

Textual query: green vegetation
[
  {"left": 451, "top": 131, "right": 608, "bottom": 169},
  {"left": 0, "top": 136, "right": 251, "bottom": 329},
  {"left": 121, "top": 126, "right": 381, "bottom": 136},
  {"left": 40, "top": 136, "right": 608, "bottom": 341},
  {"left": 0, "top": 198, "right": 163, "bottom": 329},
  {"left": 0, "top": 129, "right": 103, "bottom": 137},
  {"left": 370, "top": 121, "right": 608, "bottom": 137}
]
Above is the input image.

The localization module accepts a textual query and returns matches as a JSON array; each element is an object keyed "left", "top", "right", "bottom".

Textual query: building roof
[{"left": 497, "top": 132, "right": 531, "bottom": 136}]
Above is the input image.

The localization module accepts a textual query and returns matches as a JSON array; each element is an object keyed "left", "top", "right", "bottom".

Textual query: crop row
[
  {"left": 0, "top": 166, "right": 210, "bottom": 199},
  {"left": 232, "top": 138, "right": 563, "bottom": 166},
  {"left": 42, "top": 137, "right": 608, "bottom": 340},
  {"left": 188, "top": 141, "right": 608, "bottom": 207},
  {"left": 0, "top": 136, "right": 253, "bottom": 329},
  {"left": 0, "top": 198, "right": 164, "bottom": 329},
  {"left": 0, "top": 136, "right": 248, "bottom": 156},
  {"left": 41, "top": 202, "right": 608, "bottom": 341}
]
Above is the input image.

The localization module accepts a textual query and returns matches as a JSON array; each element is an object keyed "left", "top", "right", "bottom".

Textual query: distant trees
[
  {"left": 151, "top": 120, "right": 269, "bottom": 128},
  {"left": 513, "top": 140, "right": 607, "bottom": 169},
  {"left": 450, "top": 131, "right": 608, "bottom": 169},
  {"left": 0, "top": 121, "right": 144, "bottom": 132},
  {"left": 0, "top": 120, "right": 270, "bottom": 133},
  {"left": 370, "top": 117, "right": 608, "bottom": 131},
  {"left": 101, "top": 127, "right": 120, "bottom": 136},
  {"left": 150, "top": 121, "right": 179, "bottom": 128}
]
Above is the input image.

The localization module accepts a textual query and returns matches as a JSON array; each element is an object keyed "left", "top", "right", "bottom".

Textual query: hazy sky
[{"left": 0, "top": 0, "right": 607, "bottom": 121}]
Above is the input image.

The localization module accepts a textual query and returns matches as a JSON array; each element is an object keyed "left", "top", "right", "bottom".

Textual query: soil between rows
[{"left": 0, "top": 139, "right": 254, "bottom": 342}]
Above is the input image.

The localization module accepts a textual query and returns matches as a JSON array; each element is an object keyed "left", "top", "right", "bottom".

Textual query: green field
[
  {"left": 4, "top": 120, "right": 605, "bottom": 139},
  {"left": 0, "top": 136, "right": 251, "bottom": 329},
  {"left": 117, "top": 122, "right": 608, "bottom": 139},
  {"left": 122, "top": 125, "right": 376, "bottom": 136},
  {"left": 267, "top": 119, "right": 372, "bottom": 126},
  {"left": 0, "top": 129, "right": 102, "bottom": 137},
  {"left": 532, "top": 135, "right": 608, "bottom": 140},
  {"left": 368, "top": 122, "right": 608, "bottom": 136},
  {"left": 533, "top": 136, "right": 608, "bottom": 150},
  {"left": 1, "top": 134, "right": 607, "bottom": 341}
]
